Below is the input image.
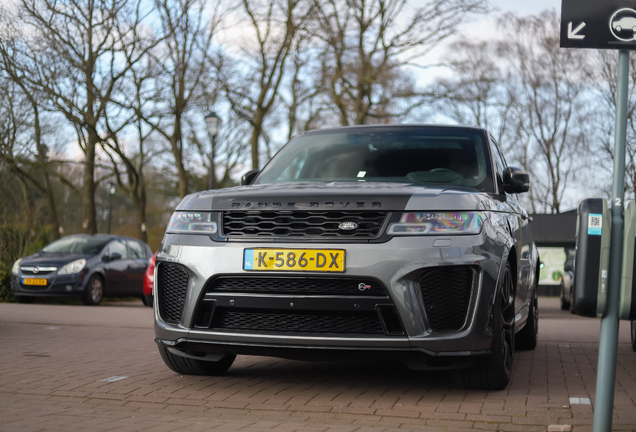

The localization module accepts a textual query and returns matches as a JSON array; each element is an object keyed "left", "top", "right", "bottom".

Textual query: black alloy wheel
[
  {"left": 458, "top": 263, "right": 515, "bottom": 390},
  {"left": 82, "top": 275, "right": 104, "bottom": 306}
]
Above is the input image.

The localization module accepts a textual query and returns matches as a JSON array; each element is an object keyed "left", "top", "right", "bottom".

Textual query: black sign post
[{"left": 561, "top": 1, "right": 632, "bottom": 431}]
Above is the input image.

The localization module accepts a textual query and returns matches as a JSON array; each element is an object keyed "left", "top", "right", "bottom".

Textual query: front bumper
[
  {"left": 11, "top": 272, "right": 86, "bottom": 297},
  {"left": 154, "top": 232, "right": 506, "bottom": 358}
]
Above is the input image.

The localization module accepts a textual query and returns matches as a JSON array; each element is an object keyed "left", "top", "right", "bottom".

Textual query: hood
[
  {"left": 20, "top": 252, "right": 94, "bottom": 268},
  {"left": 176, "top": 182, "right": 501, "bottom": 212}
]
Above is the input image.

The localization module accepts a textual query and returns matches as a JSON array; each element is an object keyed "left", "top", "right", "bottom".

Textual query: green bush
[
  {"left": 0, "top": 225, "right": 53, "bottom": 303},
  {"left": 0, "top": 261, "right": 13, "bottom": 303}
]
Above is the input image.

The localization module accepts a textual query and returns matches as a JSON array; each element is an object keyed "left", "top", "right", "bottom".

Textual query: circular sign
[{"left": 610, "top": 8, "right": 636, "bottom": 42}]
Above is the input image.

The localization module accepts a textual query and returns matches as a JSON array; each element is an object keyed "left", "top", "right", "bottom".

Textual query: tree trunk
[
  {"left": 250, "top": 109, "right": 265, "bottom": 170},
  {"left": 17, "top": 175, "right": 35, "bottom": 234},
  {"left": 83, "top": 128, "right": 98, "bottom": 234},
  {"left": 32, "top": 104, "right": 61, "bottom": 239}
]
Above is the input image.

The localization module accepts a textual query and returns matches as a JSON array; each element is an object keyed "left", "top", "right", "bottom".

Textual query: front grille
[
  {"left": 157, "top": 263, "right": 189, "bottom": 324},
  {"left": 222, "top": 211, "right": 388, "bottom": 239},
  {"left": 210, "top": 277, "right": 387, "bottom": 296},
  {"left": 211, "top": 309, "right": 384, "bottom": 334},
  {"left": 20, "top": 266, "right": 57, "bottom": 275},
  {"left": 419, "top": 267, "right": 475, "bottom": 332}
]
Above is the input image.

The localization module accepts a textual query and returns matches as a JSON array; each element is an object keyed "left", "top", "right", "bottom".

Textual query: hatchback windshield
[
  {"left": 255, "top": 127, "right": 494, "bottom": 191},
  {"left": 42, "top": 236, "right": 110, "bottom": 255}
]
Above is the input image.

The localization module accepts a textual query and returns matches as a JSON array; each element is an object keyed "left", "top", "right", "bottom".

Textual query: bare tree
[
  {"left": 588, "top": 50, "right": 636, "bottom": 200},
  {"left": 498, "top": 10, "right": 590, "bottom": 213},
  {"left": 140, "top": 0, "right": 220, "bottom": 198},
  {"left": 432, "top": 40, "right": 517, "bottom": 147},
  {"left": 313, "top": 0, "right": 488, "bottom": 126},
  {"left": 0, "top": 0, "right": 154, "bottom": 233},
  {"left": 217, "top": 0, "right": 315, "bottom": 170}
]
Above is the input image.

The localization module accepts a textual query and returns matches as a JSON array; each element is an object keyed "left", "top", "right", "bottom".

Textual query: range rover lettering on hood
[{"left": 230, "top": 201, "right": 383, "bottom": 209}]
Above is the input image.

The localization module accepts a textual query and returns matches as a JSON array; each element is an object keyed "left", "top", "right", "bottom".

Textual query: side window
[
  {"left": 108, "top": 240, "right": 129, "bottom": 259},
  {"left": 128, "top": 241, "right": 146, "bottom": 259}
]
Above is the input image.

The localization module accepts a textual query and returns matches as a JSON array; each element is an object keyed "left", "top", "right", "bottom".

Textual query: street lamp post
[
  {"left": 205, "top": 112, "right": 221, "bottom": 190},
  {"left": 107, "top": 181, "right": 116, "bottom": 234}
]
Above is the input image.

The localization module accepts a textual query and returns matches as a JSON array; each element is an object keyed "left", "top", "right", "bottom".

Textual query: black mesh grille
[
  {"left": 210, "top": 277, "right": 387, "bottom": 296},
  {"left": 157, "top": 263, "right": 189, "bottom": 324},
  {"left": 222, "top": 211, "right": 388, "bottom": 239},
  {"left": 419, "top": 267, "right": 475, "bottom": 332},
  {"left": 211, "top": 309, "right": 384, "bottom": 334}
]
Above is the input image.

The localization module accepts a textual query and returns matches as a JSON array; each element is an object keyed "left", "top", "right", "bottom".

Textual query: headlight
[
  {"left": 58, "top": 259, "right": 86, "bottom": 275},
  {"left": 166, "top": 211, "right": 217, "bottom": 234},
  {"left": 11, "top": 258, "right": 22, "bottom": 275},
  {"left": 387, "top": 212, "right": 484, "bottom": 235}
]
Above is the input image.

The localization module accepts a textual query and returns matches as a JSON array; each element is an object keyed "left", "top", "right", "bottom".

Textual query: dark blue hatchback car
[{"left": 10, "top": 234, "right": 152, "bottom": 305}]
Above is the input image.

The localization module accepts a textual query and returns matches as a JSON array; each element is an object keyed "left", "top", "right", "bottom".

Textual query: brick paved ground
[{"left": 0, "top": 298, "right": 635, "bottom": 432}]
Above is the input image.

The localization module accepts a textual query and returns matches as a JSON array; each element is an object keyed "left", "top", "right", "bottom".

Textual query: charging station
[{"left": 573, "top": 198, "right": 611, "bottom": 317}]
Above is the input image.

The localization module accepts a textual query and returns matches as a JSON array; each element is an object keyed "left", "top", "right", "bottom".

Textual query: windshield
[
  {"left": 42, "top": 236, "right": 110, "bottom": 255},
  {"left": 255, "top": 127, "right": 494, "bottom": 191}
]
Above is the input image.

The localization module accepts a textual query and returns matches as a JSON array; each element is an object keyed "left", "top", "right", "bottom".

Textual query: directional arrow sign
[
  {"left": 561, "top": 0, "right": 636, "bottom": 49},
  {"left": 568, "top": 22, "right": 586, "bottom": 40}
]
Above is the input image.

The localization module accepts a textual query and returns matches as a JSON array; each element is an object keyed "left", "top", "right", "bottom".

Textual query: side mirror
[
  {"left": 110, "top": 252, "right": 122, "bottom": 262},
  {"left": 502, "top": 166, "right": 530, "bottom": 193},
  {"left": 241, "top": 169, "right": 260, "bottom": 186},
  {"left": 101, "top": 255, "right": 110, "bottom": 263}
]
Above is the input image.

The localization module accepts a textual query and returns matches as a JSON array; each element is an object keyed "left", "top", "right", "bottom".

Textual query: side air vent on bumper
[
  {"left": 193, "top": 276, "right": 405, "bottom": 336},
  {"left": 157, "top": 263, "right": 190, "bottom": 324},
  {"left": 418, "top": 266, "right": 476, "bottom": 332}
]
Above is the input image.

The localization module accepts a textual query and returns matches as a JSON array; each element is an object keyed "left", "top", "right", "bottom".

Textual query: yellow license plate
[
  {"left": 243, "top": 249, "right": 345, "bottom": 272},
  {"left": 22, "top": 278, "right": 47, "bottom": 286}
]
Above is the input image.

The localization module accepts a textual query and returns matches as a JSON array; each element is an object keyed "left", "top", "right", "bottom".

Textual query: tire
[
  {"left": 457, "top": 264, "right": 515, "bottom": 390},
  {"left": 570, "top": 286, "right": 576, "bottom": 314},
  {"left": 516, "top": 279, "right": 538, "bottom": 350},
  {"left": 631, "top": 320, "right": 636, "bottom": 352},
  {"left": 617, "top": 25, "right": 623, "bottom": 32},
  {"left": 82, "top": 275, "right": 104, "bottom": 305},
  {"left": 141, "top": 294, "right": 153, "bottom": 307},
  {"left": 158, "top": 345, "right": 235, "bottom": 376},
  {"left": 15, "top": 296, "right": 34, "bottom": 304}
]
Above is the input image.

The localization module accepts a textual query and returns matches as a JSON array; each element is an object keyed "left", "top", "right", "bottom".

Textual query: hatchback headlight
[
  {"left": 11, "top": 258, "right": 22, "bottom": 275},
  {"left": 58, "top": 259, "right": 86, "bottom": 275},
  {"left": 387, "top": 212, "right": 485, "bottom": 235},
  {"left": 167, "top": 211, "right": 217, "bottom": 234}
]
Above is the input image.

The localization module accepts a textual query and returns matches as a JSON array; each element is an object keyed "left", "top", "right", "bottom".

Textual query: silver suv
[{"left": 154, "top": 125, "right": 539, "bottom": 390}]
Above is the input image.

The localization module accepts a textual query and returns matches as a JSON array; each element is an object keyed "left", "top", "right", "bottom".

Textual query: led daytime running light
[
  {"left": 167, "top": 212, "right": 217, "bottom": 234},
  {"left": 388, "top": 212, "right": 484, "bottom": 235}
]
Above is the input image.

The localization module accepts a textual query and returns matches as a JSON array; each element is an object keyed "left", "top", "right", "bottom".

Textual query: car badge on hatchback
[
  {"left": 339, "top": 221, "right": 358, "bottom": 230},
  {"left": 358, "top": 283, "right": 371, "bottom": 291},
  {"left": 32, "top": 267, "right": 39, "bottom": 274}
]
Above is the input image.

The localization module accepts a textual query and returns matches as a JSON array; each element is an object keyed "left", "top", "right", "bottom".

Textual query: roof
[{"left": 529, "top": 210, "right": 577, "bottom": 247}]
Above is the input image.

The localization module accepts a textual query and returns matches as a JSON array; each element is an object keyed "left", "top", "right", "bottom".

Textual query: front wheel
[
  {"left": 457, "top": 264, "right": 515, "bottom": 390},
  {"left": 158, "top": 345, "right": 235, "bottom": 376},
  {"left": 631, "top": 321, "right": 636, "bottom": 352},
  {"left": 82, "top": 275, "right": 103, "bottom": 305}
]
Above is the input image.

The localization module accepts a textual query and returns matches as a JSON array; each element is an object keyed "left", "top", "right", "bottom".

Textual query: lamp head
[{"left": 205, "top": 112, "right": 221, "bottom": 137}]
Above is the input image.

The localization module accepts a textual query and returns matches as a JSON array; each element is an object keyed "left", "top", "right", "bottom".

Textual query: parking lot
[{"left": 1, "top": 298, "right": 636, "bottom": 432}]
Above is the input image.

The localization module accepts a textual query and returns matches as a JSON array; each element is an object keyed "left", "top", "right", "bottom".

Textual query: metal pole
[
  {"left": 108, "top": 192, "right": 113, "bottom": 234},
  {"left": 208, "top": 135, "right": 216, "bottom": 190},
  {"left": 593, "top": 49, "right": 630, "bottom": 432}
]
